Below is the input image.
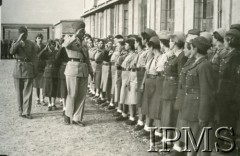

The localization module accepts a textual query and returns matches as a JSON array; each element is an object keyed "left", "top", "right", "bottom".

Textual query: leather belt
[
  {"left": 165, "top": 76, "right": 178, "bottom": 80},
  {"left": 103, "top": 62, "right": 110, "bottom": 65},
  {"left": 70, "top": 58, "right": 84, "bottom": 62},
  {"left": 185, "top": 88, "right": 200, "bottom": 95},
  {"left": 137, "top": 67, "right": 145, "bottom": 71},
  {"left": 16, "top": 58, "right": 30, "bottom": 62},
  {"left": 122, "top": 68, "right": 131, "bottom": 71},
  {"left": 90, "top": 58, "right": 95, "bottom": 61},
  {"left": 131, "top": 68, "right": 137, "bottom": 72},
  {"left": 146, "top": 74, "right": 157, "bottom": 79},
  {"left": 117, "top": 66, "right": 123, "bottom": 70}
]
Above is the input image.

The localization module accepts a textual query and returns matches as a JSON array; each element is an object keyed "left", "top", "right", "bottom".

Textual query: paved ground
[{"left": 0, "top": 60, "right": 159, "bottom": 156}]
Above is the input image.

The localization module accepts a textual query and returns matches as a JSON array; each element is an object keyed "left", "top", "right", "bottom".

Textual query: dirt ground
[{"left": 0, "top": 60, "right": 159, "bottom": 156}]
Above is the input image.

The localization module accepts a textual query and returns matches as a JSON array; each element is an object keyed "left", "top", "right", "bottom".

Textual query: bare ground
[{"left": 0, "top": 60, "right": 159, "bottom": 156}]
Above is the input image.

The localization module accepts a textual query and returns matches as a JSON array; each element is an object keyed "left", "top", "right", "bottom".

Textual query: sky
[{"left": 1, "top": 0, "right": 84, "bottom": 25}]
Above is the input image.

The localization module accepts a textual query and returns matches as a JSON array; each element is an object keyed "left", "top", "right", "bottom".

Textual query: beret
[
  {"left": 230, "top": 24, "right": 240, "bottom": 32},
  {"left": 170, "top": 32, "right": 186, "bottom": 43},
  {"left": 149, "top": 36, "right": 160, "bottom": 46},
  {"left": 72, "top": 21, "right": 85, "bottom": 30},
  {"left": 187, "top": 29, "right": 200, "bottom": 36},
  {"left": 144, "top": 28, "right": 157, "bottom": 38},
  {"left": 158, "top": 30, "right": 171, "bottom": 40},
  {"left": 200, "top": 32, "right": 213, "bottom": 44},
  {"left": 226, "top": 29, "right": 240, "bottom": 38},
  {"left": 192, "top": 36, "right": 211, "bottom": 55}
]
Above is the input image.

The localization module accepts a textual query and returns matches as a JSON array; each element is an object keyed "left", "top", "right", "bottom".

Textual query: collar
[{"left": 174, "top": 49, "right": 183, "bottom": 57}]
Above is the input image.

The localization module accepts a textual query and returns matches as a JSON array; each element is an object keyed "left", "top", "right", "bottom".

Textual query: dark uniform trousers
[{"left": 14, "top": 78, "right": 33, "bottom": 115}]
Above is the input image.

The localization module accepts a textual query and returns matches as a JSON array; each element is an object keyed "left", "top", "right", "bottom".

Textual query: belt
[
  {"left": 122, "top": 68, "right": 131, "bottom": 71},
  {"left": 117, "top": 66, "right": 122, "bottom": 70},
  {"left": 16, "top": 58, "right": 30, "bottom": 62},
  {"left": 62, "top": 62, "right": 67, "bottom": 65},
  {"left": 185, "top": 88, "right": 200, "bottom": 95},
  {"left": 70, "top": 58, "right": 84, "bottom": 62},
  {"left": 165, "top": 76, "right": 178, "bottom": 80},
  {"left": 110, "top": 62, "right": 115, "bottom": 66},
  {"left": 137, "top": 67, "right": 145, "bottom": 71},
  {"left": 157, "top": 72, "right": 163, "bottom": 77},
  {"left": 90, "top": 58, "right": 95, "bottom": 61},
  {"left": 103, "top": 62, "right": 110, "bottom": 65},
  {"left": 146, "top": 74, "right": 157, "bottom": 79}
]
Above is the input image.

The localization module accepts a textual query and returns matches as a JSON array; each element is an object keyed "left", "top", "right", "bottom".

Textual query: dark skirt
[
  {"left": 100, "top": 65, "right": 111, "bottom": 92},
  {"left": 174, "top": 88, "right": 185, "bottom": 110},
  {"left": 33, "top": 72, "right": 44, "bottom": 88},
  {"left": 57, "top": 79, "right": 67, "bottom": 98},
  {"left": 43, "top": 77, "right": 58, "bottom": 97},
  {"left": 136, "top": 70, "right": 145, "bottom": 107},
  {"left": 95, "top": 64, "right": 102, "bottom": 89},
  {"left": 142, "top": 77, "right": 162, "bottom": 119},
  {"left": 161, "top": 100, "right": 178, "bottom": 127}
]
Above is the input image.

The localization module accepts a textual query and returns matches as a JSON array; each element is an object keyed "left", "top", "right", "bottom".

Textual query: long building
[{"left": 82, "top": 0, "right": 240, "bottom": 38}]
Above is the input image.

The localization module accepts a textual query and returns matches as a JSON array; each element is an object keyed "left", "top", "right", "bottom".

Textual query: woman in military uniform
[
  {"left": 161, "top": 32, "right": 187, "bottom": 144},
  {"left": 33, "top": 33, "right": 46, "bottom": 106},
  {"left": 39, "top": 40, "right": 59, "bottom": 111}
]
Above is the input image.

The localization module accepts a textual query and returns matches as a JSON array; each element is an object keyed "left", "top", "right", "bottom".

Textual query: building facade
[{"left": 82, "top": 0, "right": 240, "bottom": 38}]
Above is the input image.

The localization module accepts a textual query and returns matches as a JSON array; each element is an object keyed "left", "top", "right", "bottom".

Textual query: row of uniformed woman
[{"left": 84, "top": 24, "right": 240, "bottom": 155}]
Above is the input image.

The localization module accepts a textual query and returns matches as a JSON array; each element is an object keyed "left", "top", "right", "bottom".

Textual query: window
[
  {"left": 194, "top": 0, "right": 213, "bottom": 31},
  {"left": 123, "top": 4, "right": 128, "bottom": 36},
  {"left": 161, "top": 0, "right": 175, "bottom": 32},
  {"left": 217, "top": 0, "right": 222, "bottom": 28}
]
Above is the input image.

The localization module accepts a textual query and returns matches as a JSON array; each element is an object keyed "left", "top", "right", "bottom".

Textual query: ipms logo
[{"left": 148, "top": 127, "right": 235, "bottom": 153}]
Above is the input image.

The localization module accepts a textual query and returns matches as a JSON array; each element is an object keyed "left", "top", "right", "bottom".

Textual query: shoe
[
  {"left": 112, "top": 111, "right": 121, "bottom": 117},
  {"left": 36, "top": 99, "right": 41, "bottom": 105},
  {"left": 107, "top": 105, "right": 115, "bottom": 110},
  {"left": 19, "top": 112, "right": 23, "bottom": 117},
  {"left": 100, "top": 101, "right": 109, "bottom": 107},
  {"left": 125, "top": 120, "right": 137, "bottom": 126},
  {"left": 62, "top": 110, "right": 65, "bottom": 117},
  {"left": 42, "top": 101, "right": 47, "bottom": 106},
  {"left": 115, "top": 116, "right": 128, "bottom": 121},
  {"left": 64, "top": 116, "right": 70, "bottom": 125},
  {"left": 138, "top": 130, "right": 150, "bottom": 137},
  {"left": 72, "top": 120, "right": 85, "bottom": 127},
  {"left": 98, "top": 99, "right": 106, "bottom": 104},
  {"left": 52, "top": 105, "right": 57, "bottom": 111},
  {"left": 134, "top": 125, "right": 144, "bottom": 131},
  {"left": 48, "top": 106, "right": 52, "bottom": 111},
  {"left": 22, "top": 114, "right": 33, "bottom": 119}
]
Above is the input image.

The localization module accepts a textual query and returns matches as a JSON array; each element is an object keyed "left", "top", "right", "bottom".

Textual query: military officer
[
  {"left": 10, "top": 26, "right": 38, "bottom": 119},
  {"left": 63, "top": 21, "right": 93, "bottom": 126}
]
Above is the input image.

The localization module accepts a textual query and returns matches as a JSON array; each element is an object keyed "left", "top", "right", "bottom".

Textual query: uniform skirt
[
  {"left": 161, "top": 100, "right": 178, "bottom": 127},
  {"left": 95, "top": 63, "right": 102, "bottom": 90},
  {"left": 111, "top": 65, "right": 116, "bottom": 95},
  {"left": 100, "top": 64, "right": 111, "bottom": 92},
  {"left": 114, "top": 69, "right": 122, "bottom": 103},
  {"left": 136, "top": 69, "right": 145, "bottom": 107},
  {"left": 119, "top": 71, "right": 130, "bottom": 104},
  {"left": 142, "top": 77, "right": 160, "bottom": 119},
  {"left": 43, "top": 77, "right": 58, "bottom": 97},
  {"left": 126, "top": 71, "right": 138, "bottom": 105},
  {"left": 33, "top": 72, "right": 44, "bottom": 88},
  {"left": 174, "top": 88, "right": 185, "bottom": 110}
]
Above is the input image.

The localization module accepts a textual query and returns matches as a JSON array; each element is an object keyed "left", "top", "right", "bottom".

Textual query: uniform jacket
[
  {"left": 35, "top": 43, "right": 46, "bottom": 73},
  {"left": 180, "top": 57, "right": 216, "bottom": 122},
  {"left": 55, "top": 47, "right": 69, "bottom": 79},
  {"left": 217, "top": 49, "right": 240, "bottom": 111},
  {"left": 175, "top": 57, "right": 195, "bottom": 109},
  {"left": 64, "top": 37, "right": 93, "bottom": 77},
  {"left": 10, "top": 40, "right": 38, "bottom": 79},
  {"left": 161, "top": 51, "right": 187, "bottom": 100}
]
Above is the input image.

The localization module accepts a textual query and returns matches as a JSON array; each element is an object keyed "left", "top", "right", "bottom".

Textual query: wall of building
[{"left": 83, "top": 0, "right": 240, "bottom": 38}]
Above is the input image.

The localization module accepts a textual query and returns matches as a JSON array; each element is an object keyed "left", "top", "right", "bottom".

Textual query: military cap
[
  {"left": 72, "top": 20, "right": 85, "bottom": 31},
  {"left": 187, "top": 29, "right": 200, "bottom": 36},
  {"left": 192, "top": 36, "right": 212, "bottom": 55},
  {"left": 18, "top": 26, "right": 28, "bottom": 34},
  {"left": 170, "top": 32, "right": 186, "bottom": 43},
  {"left": 144, "top": 28, "right": 157, "bottom": 38},
  {"left": 149, "top": 36, "right": 160, "bottom": 46},
  {"left": 158, "top": 30, "right": 171, "bottom": 40},
  {"left": 230, "top": 24, "right": 240, "bottom": 32},
  {"left": 226, "top": 29, "right": 240, "bottom": 38},
  {"left": 200, "top": 32, "right": 213, "bottom": 44}
]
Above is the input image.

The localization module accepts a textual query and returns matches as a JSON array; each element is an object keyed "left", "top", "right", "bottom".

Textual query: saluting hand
[{"left": 17, "top": 33, "right": 24, "bottom": 42}]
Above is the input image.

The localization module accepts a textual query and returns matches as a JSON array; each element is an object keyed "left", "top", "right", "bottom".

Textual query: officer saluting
[
  {"left": 63, "top": 21, "right": 93, "bottom": 126},
  {"left": 10, "top": 26, "right": 38, "bottom": 119}
]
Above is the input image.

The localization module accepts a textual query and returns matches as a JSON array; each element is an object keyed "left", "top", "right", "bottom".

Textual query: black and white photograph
[{"left": 0, "top": 0, "right": 240, "bottom": 155}]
